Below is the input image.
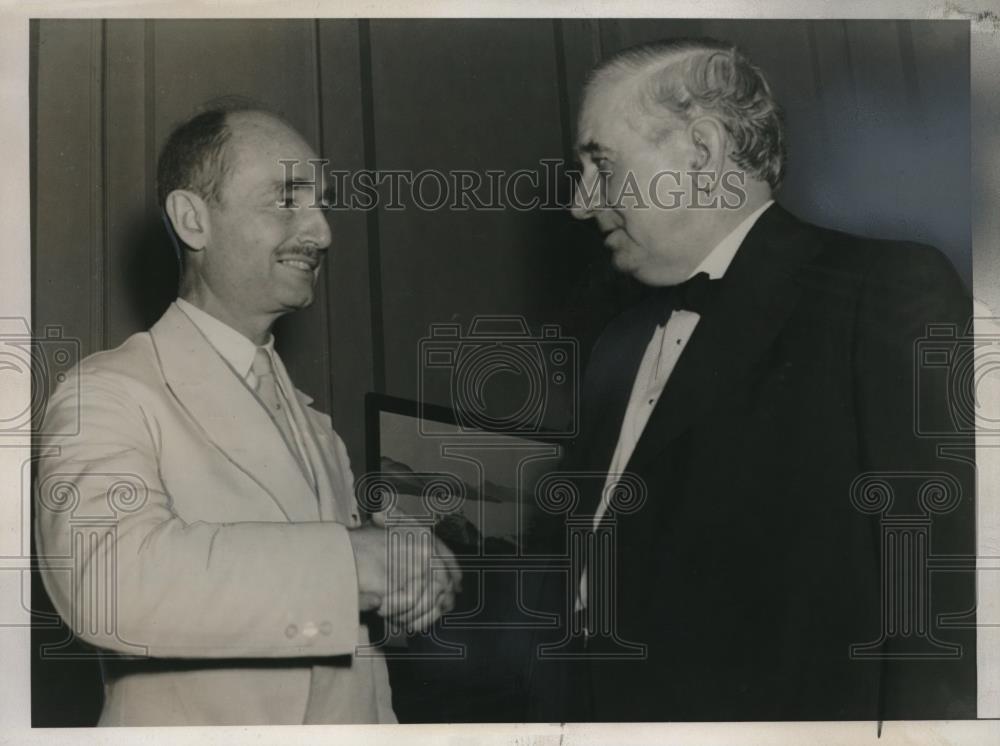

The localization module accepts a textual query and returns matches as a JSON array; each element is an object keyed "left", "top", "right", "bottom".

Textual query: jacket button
[
  {"left": 320, "top": 621, "right": 332, "bottom": 636},
  {"left": 285, "top": 624, "right": 298, "bottom": 638}
]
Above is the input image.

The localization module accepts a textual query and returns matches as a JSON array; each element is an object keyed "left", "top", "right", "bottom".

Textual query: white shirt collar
[
  {"left": 689, "top": 199, "right": 775, "bottom": 280},
  {"left": 175, "top": 297, "right": 276, "bottom": 379}
]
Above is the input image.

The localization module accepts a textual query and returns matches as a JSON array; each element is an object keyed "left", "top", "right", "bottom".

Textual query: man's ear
[
  {"left": 687, "top": 116, "right": 729, "bottom": 189},
  {"left": 164, "top": 189, "right": 210, "bottom": 251}
]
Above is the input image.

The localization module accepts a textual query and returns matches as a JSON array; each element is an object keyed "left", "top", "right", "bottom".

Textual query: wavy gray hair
[{"left": 587, "top": 38, "right": 786, "bottom": 191}]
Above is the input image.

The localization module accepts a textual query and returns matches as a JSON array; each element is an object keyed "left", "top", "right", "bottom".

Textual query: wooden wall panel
[
  {"left": 547, "top": 19, "right": 646, "bottom": 371},
  {"left": 368, "top": 19, "right": 567, "bottom": 414},
  {"left": 32, "top": 21, "right": 107, "bottom": 726},
  {"left": 316, "top": 19, "right": 374, "bottom": 468},
  {"left": 33, "top": 20, "right": 104, "bottom": 357},
  {"left": 557, "top": 19, "right": 601, "bottom": 154},
  {"left": 104, "top": 21, "right": 153, "bottom": 348},
  {"left": 151, "top": 20, "right": 320, "bottom": 143},
  {"left": 603, "top": 18, "right": 708, "bottom": 50}
]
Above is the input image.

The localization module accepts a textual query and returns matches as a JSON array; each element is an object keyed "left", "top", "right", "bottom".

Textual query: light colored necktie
[{"left": 251, "top": 347, "right": 306, "bottom": 473}]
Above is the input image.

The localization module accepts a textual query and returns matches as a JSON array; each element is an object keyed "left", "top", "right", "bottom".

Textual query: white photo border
[{"left": 2, "top": 1, "right": 999, "bottom": 744}]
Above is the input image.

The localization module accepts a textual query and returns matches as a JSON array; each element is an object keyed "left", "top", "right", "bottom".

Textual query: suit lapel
[
  {"left": 625, "top": 204, "right": 825, "bottom": 473},
  {"left": 291, "top": 392, "right": 337, "bottom": 522},
  {"left": 149, "top": 303, "right": 320, "bottom": 522},
  {"left": 279, "top": 364, "right": 358, "bottom": 526}
]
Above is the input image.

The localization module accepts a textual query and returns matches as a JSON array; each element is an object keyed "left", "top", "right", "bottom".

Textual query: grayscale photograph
[{"left": 3, "top": 6, "right": 1000, "bottom": 743}]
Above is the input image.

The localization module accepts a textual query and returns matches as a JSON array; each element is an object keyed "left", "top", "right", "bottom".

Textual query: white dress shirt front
[{"left": 175, "top": 298, "right": 317, "bottom": 491}]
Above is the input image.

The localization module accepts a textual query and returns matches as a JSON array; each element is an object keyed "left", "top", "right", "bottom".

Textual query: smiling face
[
  {"left": 571, "top": 74, "right": 710, "bottom": 287},
  {"left": 184, "top": 111, "right": 332, "bottom": 340}
]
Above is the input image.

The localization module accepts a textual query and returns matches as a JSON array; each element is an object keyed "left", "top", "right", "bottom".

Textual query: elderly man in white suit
[{"left": 35, "top": 106, "right": 459, "bottom": 726}]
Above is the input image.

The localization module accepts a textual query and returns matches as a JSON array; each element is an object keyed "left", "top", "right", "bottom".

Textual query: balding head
[
  {"left": 159, "top": 103, "right": 331, "bottom": 343},
  {"left": 157, "top": 104, "right": 292, "bottom": 215}
]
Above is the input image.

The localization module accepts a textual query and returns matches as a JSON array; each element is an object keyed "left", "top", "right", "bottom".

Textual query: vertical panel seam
[
  {"left": 591, "top": 18, "right": 608, "bottom": 62},
  {"left": 92, "top": 20, "right": 107, "bottom": 354},
  {"left": 357, "top": 19, "right": 385, "bottom": 395},
  {"left": 101, "top": 20, "right": 110, "bottom": 349},
  {"left": 552, "top": 19, "right": 574, "bottom": 166},
  {"left": 29, "top": 21, "right": 39, "bottom": 333},
  {"left": 144, "top": 21, "right": 156, "bottom": 215}
]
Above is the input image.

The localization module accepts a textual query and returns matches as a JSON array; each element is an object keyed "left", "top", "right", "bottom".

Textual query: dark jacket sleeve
[{"left": 853, "top": 241, "right": 977, "bottom": 718}]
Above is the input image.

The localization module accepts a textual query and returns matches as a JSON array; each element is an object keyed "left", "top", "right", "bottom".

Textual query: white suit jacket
[{"left": 35, "top": 302, "right": 396, "bottom": 725}]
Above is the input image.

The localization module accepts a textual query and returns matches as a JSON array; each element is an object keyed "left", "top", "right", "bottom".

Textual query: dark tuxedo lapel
[
  {"left": 625, "top": 204, "right": 825, "bottom": 473},
  {"left": 575, "top": 299, "right": 662, "bottom": 518},
  {"left": 583, "top": 303, "right": 661, "bottom": 458}
]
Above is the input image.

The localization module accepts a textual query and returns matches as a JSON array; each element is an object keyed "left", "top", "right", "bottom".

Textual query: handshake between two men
[{"left": 348, "top": 512, "right": 463, "bottom": 633}]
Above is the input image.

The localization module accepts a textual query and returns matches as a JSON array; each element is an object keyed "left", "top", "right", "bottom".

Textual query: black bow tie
[{"left": 652, "top": 272, "right": 721, "bottom": 323}]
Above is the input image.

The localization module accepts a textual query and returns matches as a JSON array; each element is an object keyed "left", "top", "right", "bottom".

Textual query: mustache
[{"left": 276, "top": 247, "right": 326, "bottom": 262}]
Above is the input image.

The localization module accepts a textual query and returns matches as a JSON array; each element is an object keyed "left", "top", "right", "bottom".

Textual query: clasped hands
[{"left": 348, "top": 511, "right": 462, "bottom": 633}]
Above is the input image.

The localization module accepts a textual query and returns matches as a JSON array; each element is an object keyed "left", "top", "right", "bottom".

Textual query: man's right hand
[{"left": 347, "top": 520, "right": 461, "bottom": 631}]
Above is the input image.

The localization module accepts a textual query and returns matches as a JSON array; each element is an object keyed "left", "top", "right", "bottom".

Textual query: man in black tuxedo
[{"left": 527, "top": 37, "right": 975, "bottom": 722}]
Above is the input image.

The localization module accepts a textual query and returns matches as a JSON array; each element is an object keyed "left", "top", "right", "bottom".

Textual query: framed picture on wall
[{"left": 364, "top": 392, "right": 563, "bottom": 553}]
